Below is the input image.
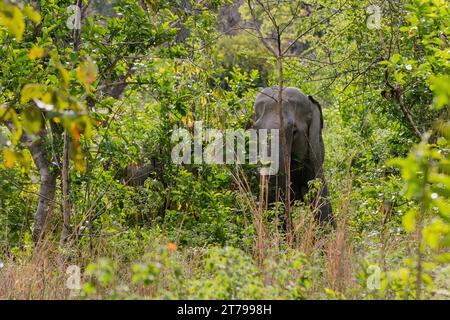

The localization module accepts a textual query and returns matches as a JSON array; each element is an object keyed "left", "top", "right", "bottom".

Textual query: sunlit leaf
[
  {"left": 76, "top": 57, "right": 98, "bottom": 91},
  {"left": 2, "top": 148, "right": 17, "bottom": 168},
  {"left": 28, "top": 46, "right": 45, "bottom": 60},
  {"left": 59, "top": 67, "right": 70, "bottom": 89},
  {"left": 402, "top": 209, "right": 416, "bottom": 233},
  {"left": 0, "top": 106, "right": 22, "bottom": 144},
  {"left": 22, "top": 106, "right": 42, "bottom": 134},
  {"left": 423, "top": 220, "right": 448, "bottom": 249},
  {"left": 0, "top": 3, "right": 25, "bottom": 41},
  {"left": 429, "top": 75, "right": 450, "bottom": 109},
  {"left": 392, "top": 53, "right": 401, "bottom": 64},
  {"left": 434, "top": 252, "right": 450, "bottom": 263},
  {"left": 23, "top": 5, "right": 41, "bottom": 23},
  {"left": 21, "top": 84, "right": 47, "bottom": 104}
]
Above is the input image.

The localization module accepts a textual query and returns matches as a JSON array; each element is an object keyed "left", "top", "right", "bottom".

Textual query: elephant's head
[{"left": 253, "top": 86, "right": 325, "bottom": 174}]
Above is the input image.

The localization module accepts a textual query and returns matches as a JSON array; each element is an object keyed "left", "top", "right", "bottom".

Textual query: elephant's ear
[{"left": 308, "top": 95, "right": 324, "bottom": 129}]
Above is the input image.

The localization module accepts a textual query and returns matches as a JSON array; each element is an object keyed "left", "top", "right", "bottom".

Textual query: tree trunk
[
  {"left": 276, "top": 55, "right": 293, "bottom": 244},
  {"left": 7, "top": 116, "right": 60, "bottom": 244},
  {"left": 28, "top": 139, "right": 58, "bottom": 243}
]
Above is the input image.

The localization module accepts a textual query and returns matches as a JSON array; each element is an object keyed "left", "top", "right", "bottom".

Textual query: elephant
[
  {"left": 116, "top": 156, "right": 160, "bottom": 187},
  {"left": 253, "top": 86, "right": 335, "bottom": 228}
]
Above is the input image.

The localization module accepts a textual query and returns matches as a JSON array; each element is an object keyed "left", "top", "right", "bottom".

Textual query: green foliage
[
  {"left": 0, "top": 159, "right": 33, "bottom": 249},
  {"left": 82, "top": 258, "right": 123, "bottom": 299},
  {"left": 216, "top": 34, "right": 272, "bottom": 87},
  {"left": 384, "top": 126, "right": 450, "bottom": 298},
  {"left": 165, "top": 168, "right": 252, "bottom": 247},
  {"left": 188, "top": 246, "right": 266, "bottom": 299}
]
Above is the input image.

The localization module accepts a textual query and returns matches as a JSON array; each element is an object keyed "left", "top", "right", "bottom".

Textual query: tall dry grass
[
  {"left": 325, "top": 171, "right": 354, "bottom": 295},
  {"left": 0, "top": 164, "right": 364, "bottom": 300},
  {"left": 231, "top": 164, "right": 357, "bottom": 296},
  {"left": 0, "top": 240, "right": 69, "bottom": 299}
]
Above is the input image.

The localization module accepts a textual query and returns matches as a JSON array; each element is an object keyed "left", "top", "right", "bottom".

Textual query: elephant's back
[
  {"left": 254, "top": 86, "right": 311, "bottom": 112},
  {"left": 282, "top": 87, "right": 310, "bottom": 107}
]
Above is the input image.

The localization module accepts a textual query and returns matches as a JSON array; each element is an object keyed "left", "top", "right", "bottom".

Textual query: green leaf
[
  {"left": 392, "top": 53, "right": 401, "bottom": 64},
  {"left": 0, "top": 106, "right": 22, "bottom": 144},
  {"left": 23, "top": 5, "right": 41, "bottom": 23},
  {"left": 429, "top": 75, "right": 450, "bottom": 109},
  {"left": 22, "top": 107, "right": 42, "bottom": 134},
  {"left": 434, "top": 252, "right": 450, "bottom": 263},
  {"left": 59, "top": 67, "right": 71, "bottom": 89},
  {"left": 402, "top": 209, "right": 416, "bottom": 233},
  {"left": 21, "top": 84, "right": 47, "bottom": 104},
  {"left": 0, "top": 3, "right": 25, "bottom": 41}
]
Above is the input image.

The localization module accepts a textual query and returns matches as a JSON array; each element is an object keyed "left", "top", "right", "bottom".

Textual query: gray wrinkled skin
[{"left": 253, "top": 86, "right": 335, "bottom": 227}]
